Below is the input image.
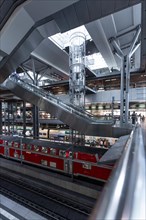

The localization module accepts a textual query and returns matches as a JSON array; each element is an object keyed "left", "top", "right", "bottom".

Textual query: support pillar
[
  {"left": 0, "top": 102, "right": 2, "bottom": 134},
  {"left": 3, "top": 101, "right": 7, "bottom": 134},
  {"left": 111, "top": 96, "right": 115, "bottom": 119},
  {"left": 11, "top": 102, "right": 15, "bottom": 133},
  {"left": 120, "top": 56, "right": 127, "bottom": 125},
  {"left": 32, "top": 105, "right": 39, "bottom": 139},
  {"left": 141, "top": 0, "right": 146, "bottom": 70},
  {"left": 7, "top": 102, "right": 10, "bottom": 134},
  {"left": 111, "top": 25, "right": 141, "bottom": 126},
  {"left": 31, "top": 57, "right": 39, "bottom": 139},
  {"left": 125, "top": 55, "right": 130, "bottom": 123},
  {"left": 22, "top": 101, "right": 26, "bottom": 137}
]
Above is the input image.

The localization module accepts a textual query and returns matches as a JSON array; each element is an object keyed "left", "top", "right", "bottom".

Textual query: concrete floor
[
  {"left": 141, "top": 120, "right": 146, "bottom": 149},
  {"left": 0, "top": 194, "right": 47, "bottom": 220}
]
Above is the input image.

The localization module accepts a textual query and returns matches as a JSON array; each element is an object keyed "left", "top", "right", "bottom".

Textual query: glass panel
[
  {"left": 41, "top": 147, "right": 48, "bottom": 153},
  {"left": 50, "top": 148, "right": 56, "bottom": 155},
  {"left": 34, "top": 146, "right": 39, "bottom": 152}
]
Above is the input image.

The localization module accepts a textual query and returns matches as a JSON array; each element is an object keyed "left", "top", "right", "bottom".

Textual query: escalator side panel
[{"left": 5, "top": 79, "right": 132, "bottom": 137}]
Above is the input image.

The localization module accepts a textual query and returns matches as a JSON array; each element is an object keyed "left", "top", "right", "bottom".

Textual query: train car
[
  {"left": 0, "top": 138, "right": 5, "bottom": 155},
  {"left": 0, "top": 135, "right": 113, "bottom": 182}
]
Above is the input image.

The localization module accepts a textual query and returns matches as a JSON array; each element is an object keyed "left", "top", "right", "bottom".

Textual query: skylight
[
  {"left": 49, "top": 25, "right": 108, "bottom": 70},
  {"left": 86, "top": 53, "right": 108, "bottom": 70},
  {"left": 49, "top": 25, "right": 91, "bottom": 49}
]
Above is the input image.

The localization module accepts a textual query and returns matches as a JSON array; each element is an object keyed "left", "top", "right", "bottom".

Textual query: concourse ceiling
[{"left": 0, "top": 0, "right": 145, "bottom": 100}]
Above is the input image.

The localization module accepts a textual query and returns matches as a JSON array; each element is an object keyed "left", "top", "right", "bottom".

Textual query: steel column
[
  {"left": 32, "top": 105, "right": 39, "bottom": 139},
  {"left": 22, "top": 101, "right": 26, "bottom": 137},
  {"left": 31, "top": 57, "right": 39, "bottom": 139},
  {"left": 111, "top": 96, "right": 115, "bottom": 119},
  {"left": 7, "top": 102, "right": 10, "bottom": 134},
  {"left": 120, "top": 56, "right": 126, "bottom": 125},
  {"left": 111, "top": 26, "right": 141, "bottom": 125},
  {"left": 125, "top": 56, "right": 130, "bottom": 123},
  {"left": 0, "top": 102, "right": 2, "bottom": 134},
  {"left": 141, "top": 0, "right": 146, "bottom": 70}
]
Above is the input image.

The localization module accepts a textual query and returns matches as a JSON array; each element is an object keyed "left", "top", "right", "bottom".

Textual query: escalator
[{"left": 4, "top": 75, "right": 132, "bottom": 137}]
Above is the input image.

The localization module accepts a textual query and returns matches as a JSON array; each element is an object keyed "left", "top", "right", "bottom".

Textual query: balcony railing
[{"left": 89, "top": 124, "right": 146, "bottom": 220}]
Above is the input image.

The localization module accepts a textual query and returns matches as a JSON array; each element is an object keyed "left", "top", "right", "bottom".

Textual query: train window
[
  {"left": 41, "top": 160, "right": 48, "bottom": 166},
  {"left": 8, "top": 141, "right": 12, "bottom": 147},
  {"left": 50, "top": 148, "right": 56, "bottom": 155},
  {"left": 14, "top": 151, "right": 19, "bottom": 158},
  {"left": 59, "top": 150, "right": 63, "bottom": 157},
  {"left": 22, "top": 143, "right": 26, "bottom": 149},
  {"left": 59, "top": 150, "right": 66, "bottom": 157},
  {"left": 13, "top": 142, "right": 19, "bottom": 148},
  {"left": 41, "top": 147, "right": 48, "bottom": 153},
  {"left": 20, "top": 155, "right": 24, "bottom": 160},
  {"left": 69, "top": 151, "right": 73, "bottom": 158},
  {"left": 26, "top": 145, "right": 32, "bottom": 150},
  {"left": 4, "top": 141, "right": 8, "bottom": 145},
  {"left": 34, "top": 146, "right": 39, "bottom": 152},
  {"left": 50, "top": 162, "right": 56, "bottom": 168},
  {"left": 82, "top": 163, "right": 91, "bottom": 170},
  {"left": 95, "top": 154, "right": 99, "bottom": 162}
]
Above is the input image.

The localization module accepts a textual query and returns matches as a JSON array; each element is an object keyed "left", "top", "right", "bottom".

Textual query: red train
[{"left": 0, "top": 135, "right": 113, "bottom": 182}]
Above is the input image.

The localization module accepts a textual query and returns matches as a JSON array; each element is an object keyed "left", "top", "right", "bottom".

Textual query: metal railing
[
  {"left": 9, "top": 75, "right": 114, "bottom": 125},
  {"left": 89, "top": 124, "right": 146, "bottom": 220}
]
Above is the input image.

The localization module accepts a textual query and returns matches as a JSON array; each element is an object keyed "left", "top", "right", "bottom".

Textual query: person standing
[
  {"left": 131, "top": 111, "right": 137, "bottom": 125},
  {"left": 142, "top": 115, "right": 145, "bottom": 122}
]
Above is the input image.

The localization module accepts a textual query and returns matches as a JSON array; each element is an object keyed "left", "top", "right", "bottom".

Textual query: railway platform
[
  {"left": 0, "top": 157, "right": 101, "bottom": 200},
  {"left": 0, "top": 194, "right": 46, "bottom": 220}
]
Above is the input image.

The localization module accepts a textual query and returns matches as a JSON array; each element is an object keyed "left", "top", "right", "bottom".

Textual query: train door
[
  {"left": 4, "top": 141, "right": 10, "bottom": 158},
  {"left": 64, "top": 159, "right": 72, "bottom": 174}
]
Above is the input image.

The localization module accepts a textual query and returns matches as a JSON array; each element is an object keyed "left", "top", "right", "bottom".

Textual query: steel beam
[
  {"left": 21, "top": 65, "right": 34, "bottom": 83},
  {"left": 130, "top": 43, "right": 141, "bottom": 58},
  {"left": 111, "top": 38, "right": 124, "bottom": 58},
  {"left": 128, "top": 25, "right": 141, "bottom": 57}
]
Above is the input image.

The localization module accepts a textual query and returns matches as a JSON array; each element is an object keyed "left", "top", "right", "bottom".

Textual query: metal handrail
[
  {"left": 9, "top": 75, "right": 114, "bottom": 125},
  {"left": 89, "top": 125, "right": 146, "bottom": 220}
]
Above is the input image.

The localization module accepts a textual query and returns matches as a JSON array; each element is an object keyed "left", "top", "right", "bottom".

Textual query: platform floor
[
  {"left": 141, "top": 121, "right": 146, "bottom": 149},
  {"left": 0, "top": 194, "right": 47, "bottom": 220},
  {"left": 0, "top": 157, "right": 100, "bottom": 200}
]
